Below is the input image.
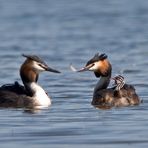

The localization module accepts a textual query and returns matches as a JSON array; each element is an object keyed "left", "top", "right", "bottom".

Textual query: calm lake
[{"left": 0, "top": 0, "right": 148, "bottom": 147}]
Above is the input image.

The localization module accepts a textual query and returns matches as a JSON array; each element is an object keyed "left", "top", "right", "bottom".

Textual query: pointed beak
[
  {"left": 77, "top": 64, "right": 94, "bottom": 72},
  {"left": 45, "top": 66, "right": 61, "bottom": 73},
  {"left": 77, "top": 67, "right": 90, "bottom": 72}
]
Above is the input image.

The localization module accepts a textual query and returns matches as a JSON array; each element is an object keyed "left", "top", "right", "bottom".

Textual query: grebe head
[
  {"left": 78, "top": 53, "right": 112, "bottom": 77},
  {"left": 20, "top": 54, "right": 60, "bottom": 84},
  {"left": 22, "top": 54, "right": 61, "bottom": 73},
  {"left": 112, "top": 75, "right": 125, "bottom": 91}
]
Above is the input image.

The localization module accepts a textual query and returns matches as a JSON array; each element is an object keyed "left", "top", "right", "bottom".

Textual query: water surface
[{"left": 0, "top": 0, "right": 148, "bottom": 147}]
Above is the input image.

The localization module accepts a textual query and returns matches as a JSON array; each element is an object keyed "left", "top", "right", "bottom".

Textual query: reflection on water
[{"left": 0, "top": 0, "right": 148, "bottom": 147}]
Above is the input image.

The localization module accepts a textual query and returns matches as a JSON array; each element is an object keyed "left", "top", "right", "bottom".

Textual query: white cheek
[
  {"left": 89, "top": 62, "right": 100, "bottom": 71},
  {"left": 33, "top": 61, "right": 44, "bottom": 72}
]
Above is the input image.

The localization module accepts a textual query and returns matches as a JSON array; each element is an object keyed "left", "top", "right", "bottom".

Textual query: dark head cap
[
  {"left": 22, "top": 54, "right": 48, "bottom": 66},
  {"left": 86, "top": 53, "right": 108, "bottom": 66},
  {"left": 22, "top": 54, "right": 61, "bottom": 73}
]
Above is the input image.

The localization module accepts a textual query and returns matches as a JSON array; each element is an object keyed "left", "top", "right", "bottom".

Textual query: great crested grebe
[
  {"left": 0, "top": 54, "right": 60, "bottom": 108},
  {"left": 74, "top": 53, "right": 140, "bottom": 108}
]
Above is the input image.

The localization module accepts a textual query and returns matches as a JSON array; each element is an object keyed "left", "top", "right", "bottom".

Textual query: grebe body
[{"left": 0, "top": 54, "right": 60, "bottom": 108}]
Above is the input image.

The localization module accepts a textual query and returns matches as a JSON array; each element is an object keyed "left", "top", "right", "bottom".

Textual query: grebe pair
[
  {"left": 75, "top": 53, "right": 140, "bottom": 108},
  {"left": 0, "top": 53, "right": 140, "bottom": 109}
]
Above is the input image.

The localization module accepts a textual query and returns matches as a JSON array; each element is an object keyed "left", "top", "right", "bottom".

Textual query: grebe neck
[
  {"left": 20, "top": 60, "right": 39, "bottom": 96},
  {"left": 94, "top": 74, "right": 111, "bottom": 93},
  {"left": 20, "top": 70, "right": 39, "bottom": 96}
]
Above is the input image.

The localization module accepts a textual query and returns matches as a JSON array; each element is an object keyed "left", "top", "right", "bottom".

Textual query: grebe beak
[
  {"left": 45, "top": 66, "right": 61, "bottom": 73},
  {"left": 77, "top": 64, "right": 94, "bottom": 72}
]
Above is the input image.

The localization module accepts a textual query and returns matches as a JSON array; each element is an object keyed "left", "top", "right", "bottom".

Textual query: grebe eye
[
  {"left": 38, "top": 63, "right": 45, "bottom": 69},
  {"left": 38, "top": 63, "right": 42, "bottom": 67}
]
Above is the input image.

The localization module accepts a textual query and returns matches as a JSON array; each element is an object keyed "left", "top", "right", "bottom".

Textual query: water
[{"left": 0, "top": 0, "right": 148, "bottom": 147}]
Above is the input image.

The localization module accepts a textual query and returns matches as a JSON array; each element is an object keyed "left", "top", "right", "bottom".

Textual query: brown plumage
[{"left": 20, "top": 59, "right": 39, "bottom": 83}]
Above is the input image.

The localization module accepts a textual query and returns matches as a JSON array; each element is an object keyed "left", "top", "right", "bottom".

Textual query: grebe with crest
[
  {"left": 0, "top": 54, "right": 60, "bottom": 109},
  {"left": 71, "top": 53, "right": 140, "bottom": 108}
]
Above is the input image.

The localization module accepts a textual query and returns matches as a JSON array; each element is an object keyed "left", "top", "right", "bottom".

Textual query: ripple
[{"left": 122, "top": 69, "right": 141, "bottom": 74}]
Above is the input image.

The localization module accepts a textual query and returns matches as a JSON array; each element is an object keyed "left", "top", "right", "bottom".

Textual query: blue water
[{"left": 0, "top": 0, "right": 148, "bottom": 147}]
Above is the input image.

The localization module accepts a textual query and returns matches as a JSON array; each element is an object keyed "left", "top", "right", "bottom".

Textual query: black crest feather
[
  {"left": 22, "top": 54, "right": 47, "bottom": 66},
  {"left": 99, "top": 53, "right": 108, "bottom": 60},
  {"left": 86, "top": 53, "right": 108, "bottom": 66}
]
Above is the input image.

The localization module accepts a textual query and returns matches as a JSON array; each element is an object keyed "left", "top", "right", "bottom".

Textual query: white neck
[{"left": 27, "top": 82, "right": 51, "bottom": 108}]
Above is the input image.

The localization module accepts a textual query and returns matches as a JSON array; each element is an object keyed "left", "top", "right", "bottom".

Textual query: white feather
[
  {"left": 29, "top": 82, "right": 51, "bottom": 108},
  {"left": 70, "top": 64, "right": 78, "bottom": 72}
]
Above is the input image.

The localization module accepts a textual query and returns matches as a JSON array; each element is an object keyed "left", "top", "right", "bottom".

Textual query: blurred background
[{"left": 0, "top": 0, "right": 148, "bottom": 147}]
